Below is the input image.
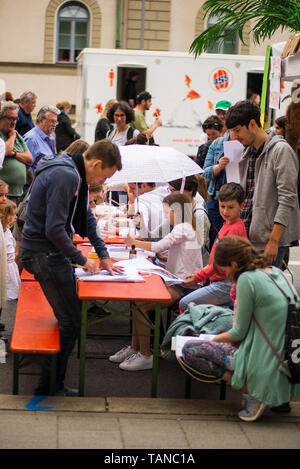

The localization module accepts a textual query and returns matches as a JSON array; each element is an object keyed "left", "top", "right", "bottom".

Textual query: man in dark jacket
[
  {"left": 21, "top": 140, "right": 122, "bottom": 396},
  {"left": 123, "top": 71, "right": 139, "bottom": 108},
  {"left": 15, "top": 91, "right": 37, "bottom": 136}
]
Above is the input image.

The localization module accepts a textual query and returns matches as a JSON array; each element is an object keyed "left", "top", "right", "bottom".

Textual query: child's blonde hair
[
  {"left": 195, "top": 174, "right": 209, "bottom": 204},
  {"left": 0, "top": 199, "right": 17, "bottom": 230},
  {"left": 0, "top": 179, "right": 9, "bottom": 215},
  {"left": 0, "top": 179, "right": 8, "bottom": 191}
]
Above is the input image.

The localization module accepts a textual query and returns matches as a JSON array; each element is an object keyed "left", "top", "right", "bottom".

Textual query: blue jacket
[
  {"left": 203, "top": 133, "right": 229, "bottom": 197},
  {"left": 21, "top": 153, "right": 109, "bottom": 266},
  {"left": 15, "top": 106, "right": 34, "bottom": 136}
]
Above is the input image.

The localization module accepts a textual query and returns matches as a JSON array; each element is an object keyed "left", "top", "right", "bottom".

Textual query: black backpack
[
  {"left": 107, "top": 126, "right": 135, "bottom": 141},
  {"left": 195, "top": 143, "right": 209, "bottom": 169},
  {"left": 194, "top": 206, "right": 219, "bottom": 252},
  {"left": 254, "top": 270, "right": 300, "bottom": 384}
]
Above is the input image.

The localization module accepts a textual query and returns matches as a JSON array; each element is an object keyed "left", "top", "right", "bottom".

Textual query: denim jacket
[{"left": 203, "top": 133, "right": 230, "bottom": 198}]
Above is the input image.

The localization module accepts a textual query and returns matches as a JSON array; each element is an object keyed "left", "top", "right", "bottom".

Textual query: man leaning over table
[{"left": 20, "top": 140, "right": 123, "bottom": 396}]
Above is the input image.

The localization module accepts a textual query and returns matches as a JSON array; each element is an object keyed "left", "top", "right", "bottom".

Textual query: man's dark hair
[
  {"left": 107, "top": 101, "right": 135, "bottom": 124},
  {"left": 136, "top": 91, "right": 152, "bottom": 104},
  {"left": 85, "top": 139, "right": 122, "bottom": 170},
  {"left": 169, "top": 175, "right": 199, "bottom": 197},
  {"left": 137, "top": 182, "right": 155, "bottom": 188},
  {"left": 129, "top": 71, "right": 138, "bottom": 79},
  {"left": 225, "top": 100, "right": 261, "bottom": 130},
  {"left": 218, "top": 183, "right": 245, "bottom": 205},
  {"left": 275, "top": 115, "right": 287, "bottom": 130}
]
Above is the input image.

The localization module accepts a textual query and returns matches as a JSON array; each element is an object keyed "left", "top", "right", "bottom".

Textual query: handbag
[
  {"left": 177, "top": 356, "right": 222, "bottom": 384},
  {"left": 254, "top": 269, "right": 300, "bottom": 384}
]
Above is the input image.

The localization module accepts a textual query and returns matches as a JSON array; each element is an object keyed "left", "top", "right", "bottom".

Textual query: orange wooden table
[
  {"left": 73, "top": 234, "right": 124, "bottom": 245},
  {"left": 77, "top": 264, "right": 171, "bottom": 397}
]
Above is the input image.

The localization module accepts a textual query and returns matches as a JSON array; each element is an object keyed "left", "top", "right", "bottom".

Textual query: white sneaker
[
  {"left": 109, "top": 346, "right": 137, "bottom": 363},
  {"left": 119, "top": 352, "right": 153, "bottom": 371}
]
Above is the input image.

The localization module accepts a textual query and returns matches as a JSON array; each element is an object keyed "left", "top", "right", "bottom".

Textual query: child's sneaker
[
  {"left": 238, "top": 396, "right": 268, "bottom": 422},
  {"left": 119, "top": 352, "right": 153, "bottom": 371},
  {"left": 109, "top": 346, "right": 137, "bottom": 363}
]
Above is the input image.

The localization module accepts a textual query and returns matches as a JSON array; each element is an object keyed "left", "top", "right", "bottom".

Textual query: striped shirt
[{"left": 240, "top": 144, "right": 264, "bottom": 235}]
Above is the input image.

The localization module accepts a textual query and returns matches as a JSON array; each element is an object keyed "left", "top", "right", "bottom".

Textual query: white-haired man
[
  {"left": 24, "top": 105, "right": 59, "bottom": 171},
  {"left": 15, "top": 91, "right": 37, "bottom": 136}
]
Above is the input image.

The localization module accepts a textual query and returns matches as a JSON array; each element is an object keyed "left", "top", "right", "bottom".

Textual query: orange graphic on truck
[
  {"left": 109, "top": 68, "right": 115, "bottom": 87},
  {"left": 208, "top": 101, "right": 214, "bottom": 111},
  {"left": 185, "top": 75, "right": 192, "bottom": 88},
  {"left": 183, "top": 75, "right": 200, "bottom": 101},
  {"left": 95, "top": 103, "right": 103, "bottom": 114}
]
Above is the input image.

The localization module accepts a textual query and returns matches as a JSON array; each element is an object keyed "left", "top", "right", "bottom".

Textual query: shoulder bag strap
[
  {"left": 277, "top": 269, "right": 298, "bottom": 300},
  {"left": 259, "top": 269, "right": 290, "bottom": 300},
  {"left": 254, "top": 269, "right": 290, "bottom": 371},
  {"left": 253, "top": 317, "right": 288, "bottom": 370}
]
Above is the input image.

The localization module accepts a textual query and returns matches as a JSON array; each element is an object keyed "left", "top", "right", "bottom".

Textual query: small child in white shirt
[
  {"left": 109, "top": 191, "right": 203, "bottom": 371},
  {"left": 0, "top": 200, "right": 21, "bottom": 300}
]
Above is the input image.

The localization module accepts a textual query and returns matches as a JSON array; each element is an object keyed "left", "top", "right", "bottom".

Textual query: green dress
[
  {"left": 0, "top": 131, "right": 29, "bottom": 197},
  {"left": 229, "top": 267, "right": 300, "bottom": 406}
]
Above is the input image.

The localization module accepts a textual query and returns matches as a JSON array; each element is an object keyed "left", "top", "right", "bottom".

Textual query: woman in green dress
[{"left": 182, "top": 235, "right": 300, "bottom": 422}]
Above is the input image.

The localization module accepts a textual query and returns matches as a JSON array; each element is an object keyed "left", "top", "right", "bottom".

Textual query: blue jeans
[
  {"left": 21, "top": 249, "right": 81, "bottom": 395},
  {"left": 207, "top": 197, "right": 224, "bottom": 232},
  {"left": 272, "top": 246, "right": 289, "bottom": 269},
  {"left": 179, "top": 280, "right": 233, "bottom": 313}
]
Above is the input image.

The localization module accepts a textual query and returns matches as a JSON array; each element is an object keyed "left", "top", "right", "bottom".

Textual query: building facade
[{"left": 0, "top": 0, "right": 292, "bottom": 117}]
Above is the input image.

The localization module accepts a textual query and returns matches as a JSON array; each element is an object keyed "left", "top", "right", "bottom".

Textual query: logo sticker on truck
[{"left": 209, "top": 68, "right": 233, "bottom": 92}]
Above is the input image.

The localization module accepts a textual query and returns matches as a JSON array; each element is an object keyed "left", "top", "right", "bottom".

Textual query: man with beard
[{"left": 24, "top": 105, "right": 59, "bottom": 171}]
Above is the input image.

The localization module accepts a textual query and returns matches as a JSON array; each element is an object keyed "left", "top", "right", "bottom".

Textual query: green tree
[{"left": 190, "top": 0, "right": 300, "bottom": 57}]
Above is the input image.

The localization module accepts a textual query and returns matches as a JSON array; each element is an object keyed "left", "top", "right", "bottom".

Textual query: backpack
[
  {"left": 195, "top": 143, "right": 209, "bottom": 169},
  {"left": 107, "top": 126, "right": 135, "bottom": 141},
  {"left": 254, "top": 270, "right": 300, "bottom": 384},
  {"left": 194, "top": 206, "right": 218, "bottom": 252},
  {"left": 16, "top": 178, "right": 35, "bottom": 231},
  {"left": 161, "top": 303, "right": 233, "bottom": 361}
]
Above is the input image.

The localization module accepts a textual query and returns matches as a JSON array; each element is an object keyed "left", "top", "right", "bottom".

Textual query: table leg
[
  {"left": 49, "top": 355, "right": 57, "bottom": 396},
  {"left": 79, "top": 300, "right": 88, "bottom": 397},
  {"left": 13, "top": 354, "right": 19, "bottom": 395},
  {"left": 151, "top": 303, "right": 160, "bottom": 398}
]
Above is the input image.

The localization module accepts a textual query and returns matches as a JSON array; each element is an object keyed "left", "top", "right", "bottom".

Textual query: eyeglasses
[
  {"left": 4, "top": 116, "right": 18, "bottom": 122},
  {"left": 46, "top": 119, "right": 58, "bottom": 125},
  {"left": 114, "top": 113, "right": 126, "bottom": 118},
  {"left": 203, "top": 123, "right": 222, "bottom": 131}
]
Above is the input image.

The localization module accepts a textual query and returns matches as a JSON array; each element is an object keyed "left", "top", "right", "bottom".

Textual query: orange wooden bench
[{"left": 10, "top": 282, "right": 60, "bottom": 395}]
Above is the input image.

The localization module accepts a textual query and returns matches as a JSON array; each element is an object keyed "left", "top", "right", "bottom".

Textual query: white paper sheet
[
  {"left": 114, "top": 258, "right": 184, "bottom": 286},
  {"left": 171, "top": 334, "right": 216, "bottom": 357},
  {"left": 75, "top": 267, "right": 144, "bottom": 283},
  {"left": 223, "top": 140, "right": 244, "bottom": 183}
]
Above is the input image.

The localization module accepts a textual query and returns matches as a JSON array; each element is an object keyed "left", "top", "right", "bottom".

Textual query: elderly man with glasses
[
  {"left": 24, "top": 105, "right": 60, "bottom": 172},
  {"left": 0, "top": 101, "right": 33, "bottom": 202}
]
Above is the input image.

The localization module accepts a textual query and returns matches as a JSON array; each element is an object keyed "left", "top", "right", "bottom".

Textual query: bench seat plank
[{"left": 10, "top": 282, "right": 60, "bottom": 355}]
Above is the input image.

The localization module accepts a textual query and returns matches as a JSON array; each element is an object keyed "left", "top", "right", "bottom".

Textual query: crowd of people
[{"left": 0, "top": 87, "right": 300, "bottom": 422}]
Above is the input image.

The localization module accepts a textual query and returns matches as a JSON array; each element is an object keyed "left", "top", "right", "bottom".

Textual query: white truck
[{"left": 76, "top": 48, "right": 266, "bottom": 155}]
